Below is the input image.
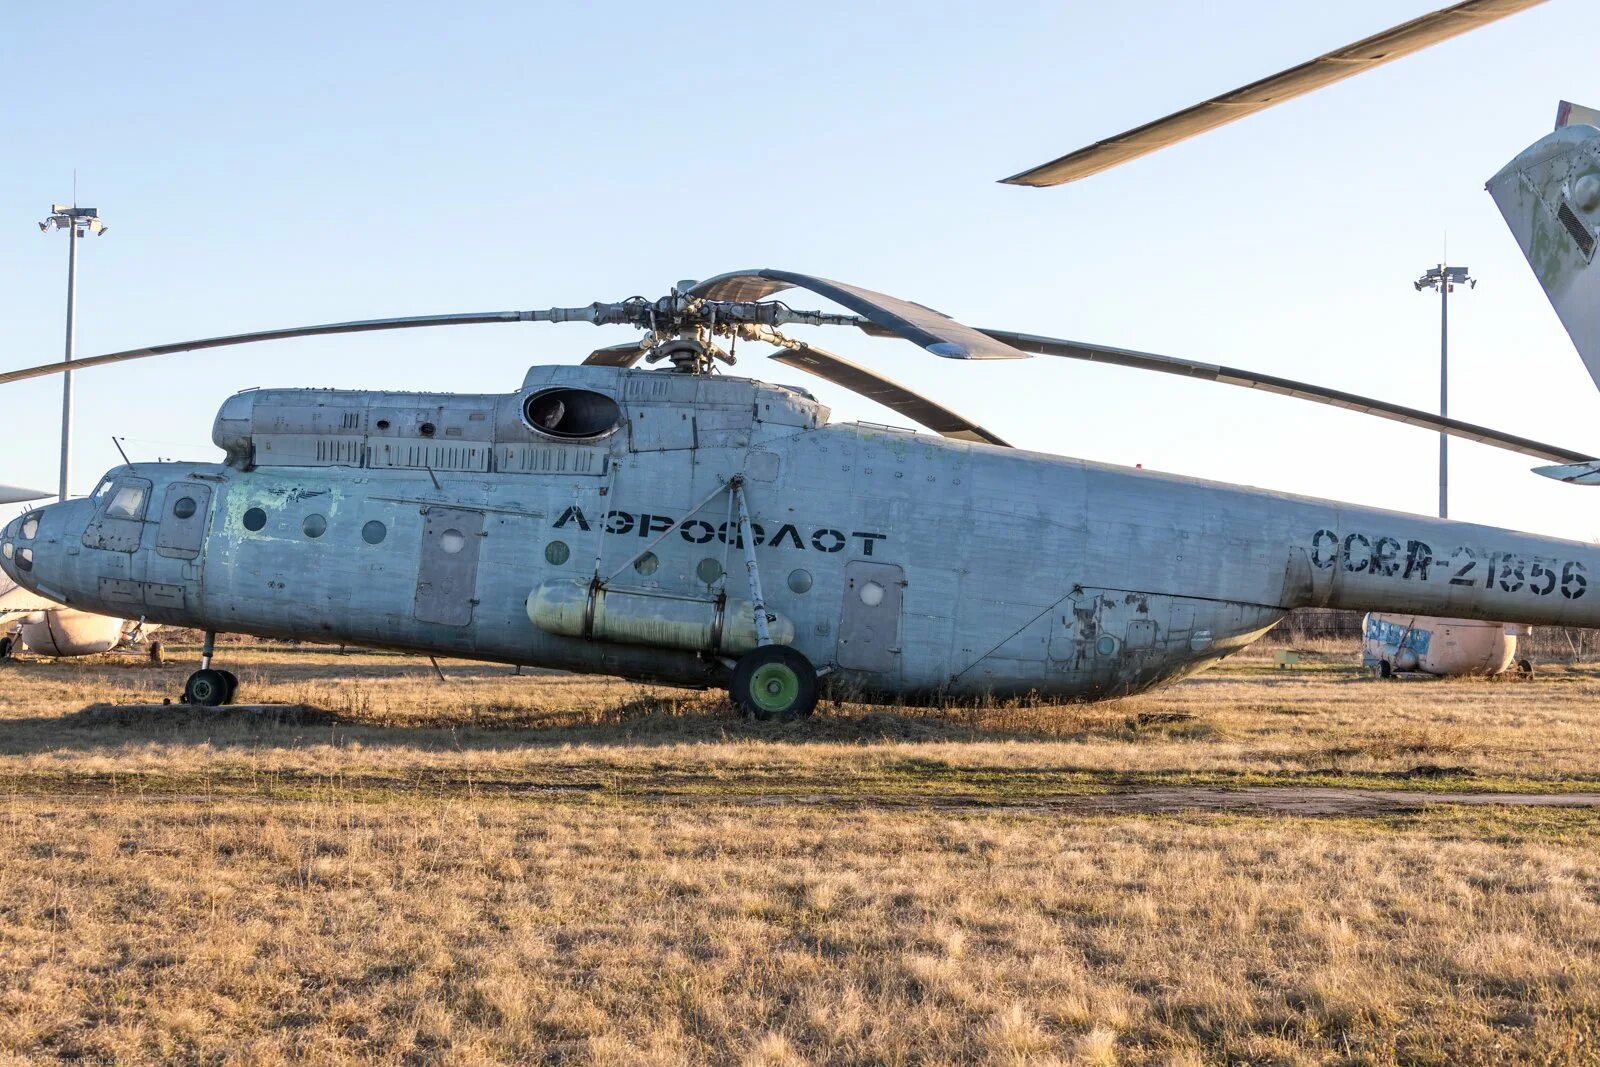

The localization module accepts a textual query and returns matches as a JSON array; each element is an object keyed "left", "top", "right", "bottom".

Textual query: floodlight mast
[
  {"left": 38, "top": 204, "right": 107, "bottom": 503},
  {"left": 1413, "top": 264, "right": 1476, "bottom": 519}
]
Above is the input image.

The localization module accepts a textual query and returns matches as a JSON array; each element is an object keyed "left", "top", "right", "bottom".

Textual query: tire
[
  {"left": 1378, "top": 659, "right": 1393, "bottom": 680},
  {"left": 147, "top": 640, "right": 165, "bottom": 665},
  {"left": 1517, "top": 658, "right": 1534, "bottom": 678},
  {"left": 0, "top": 636, "right": 12, "bottom": 660},
  {"left": 219, "top": 670, "right": 240, "bottom": 703},
  {"left": 184, "top": 668, "right": 233, "bottom": 707},
  {"left": 731, "top": 646, "right": 819, "bottom": 721}
]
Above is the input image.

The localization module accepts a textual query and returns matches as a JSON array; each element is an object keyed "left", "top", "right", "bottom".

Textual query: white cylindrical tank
[
  {"left": 17, "top": 608, "right": 126, "bottom": 657},
  {"left": 528, "top": 579, "right": 794, "bottom": 656}
]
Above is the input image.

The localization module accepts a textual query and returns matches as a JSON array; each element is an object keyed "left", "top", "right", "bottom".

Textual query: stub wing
[
  {"left": 1532, "top": 459, "right": 1600, "bottom": 485},
  {"left": 0, "top": 575, "right": 58, "bottom": 618}
]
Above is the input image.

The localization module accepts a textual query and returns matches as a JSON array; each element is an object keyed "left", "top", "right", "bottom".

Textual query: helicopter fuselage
[{"left": 7, "top": 363, "right": 1600, "bottom": 703}]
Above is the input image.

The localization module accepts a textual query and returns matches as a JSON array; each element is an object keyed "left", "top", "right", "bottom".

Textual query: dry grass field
[{"left": 3, "top": 641, "right": 1600, "bottom": 1065}]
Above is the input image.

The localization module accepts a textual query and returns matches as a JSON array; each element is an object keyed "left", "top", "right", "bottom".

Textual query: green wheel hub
[{"left": 748, "top": 662, "right": 801, "bottom": 713}]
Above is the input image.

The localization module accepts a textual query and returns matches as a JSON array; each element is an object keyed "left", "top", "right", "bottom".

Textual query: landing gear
[
  {"left": 184, "top": 668, "right": 232, "bottom": 707},
  {"left": 1377, "top": 659, "right": 1393, "bottom": 679},
  {"left": 1516, "top": 658, "right": 1535, "bottom": 678},
  {"left": 731, "top": 645, "right": 819, "bottom": 721},
  {"left": 182, "top": 630, "right": 238, "bottom": 706},
  {"left": 0, "top": 636, "right": 12, "bottom": 660}
]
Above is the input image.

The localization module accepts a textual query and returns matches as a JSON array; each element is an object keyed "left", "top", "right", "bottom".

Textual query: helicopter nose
[{"left": 1, "top": 501, "right": 71, "bottom": 591}]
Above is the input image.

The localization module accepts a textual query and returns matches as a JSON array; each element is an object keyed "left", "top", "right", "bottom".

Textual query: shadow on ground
[{"left": 0, "top": 694, "right": 1217, "bottom": 756}]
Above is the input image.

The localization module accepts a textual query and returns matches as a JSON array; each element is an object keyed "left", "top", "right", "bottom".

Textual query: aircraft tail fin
[{"left": 1486, "top": 106, "right": 1600, "bottom": 390}]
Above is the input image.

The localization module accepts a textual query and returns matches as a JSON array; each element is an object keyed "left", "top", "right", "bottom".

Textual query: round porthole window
[
  {"left": 697, "top": 558, "right": 723, "bottom": 584},
  {"left": 303, "top": 514, "right": 327, "bottom": 538},
  {"left": 362, "top": 520, "right": 387, "bottom": 545},
  {"left": 545, "top": 540, "right": 570, "bottom": 566},
  {"left": 788, "top": 568, "right": 812, "bottom": 594},
  {"left": 634, "top": 552, "right": 659, "bottom": 576},
  {"left": 419, "top": 422, "right": 437, "bottom": 438},
  {"left": 439, "top": 529, "right": 466, "bottom": 554},
  {"left": 172, "top": 496, "right": 197, "bottom": 520},
  {"left": 859, "top": 580, "right": 886, "bottom": 607},
  {"left": 1095, "top": 634, "right": 1119, "bottom": 657},
  {"left": 242, "top": 507, "right": 267, "bottom": 532},
  {"left": 20, "top": 516, "right": 38, "bottom": 540}
]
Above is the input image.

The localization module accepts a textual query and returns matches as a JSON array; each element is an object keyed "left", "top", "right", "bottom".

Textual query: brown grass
[{"left": 3, "top": 642, "right": 1600, "bottom": 1063}]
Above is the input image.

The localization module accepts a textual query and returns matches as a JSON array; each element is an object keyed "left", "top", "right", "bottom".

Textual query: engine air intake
[{"left": 521, "top": 388, "right": 623, "bottom": 440}]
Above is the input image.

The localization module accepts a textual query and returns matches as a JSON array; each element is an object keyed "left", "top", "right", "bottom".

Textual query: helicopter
[
  {"left": 6, "top": 0, "right": 1595, "bottom": 719},
  {"left": 3, "top": 263, "right": 1600, "bottom": 717}
]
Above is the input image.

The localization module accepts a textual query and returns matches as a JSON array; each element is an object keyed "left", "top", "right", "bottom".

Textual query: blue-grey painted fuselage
[{"left": 6, "top": 363, "right": 1600, "bottom": 703}]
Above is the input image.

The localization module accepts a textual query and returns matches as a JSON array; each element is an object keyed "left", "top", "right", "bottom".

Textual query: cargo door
[
  {"left": 838, "top": 560, "right": 904, "bottom": 672},
  {"left": 414, "top": 507, "right": 485, "bottom": 625}
]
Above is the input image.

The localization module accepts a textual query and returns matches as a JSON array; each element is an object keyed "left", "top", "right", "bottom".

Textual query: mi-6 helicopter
[
  {"left": 4, "top": 264, "right": 1600, "bottom": 718},
  {"left": 5, "top": 0, "right": 1596, "bottom": 719}
]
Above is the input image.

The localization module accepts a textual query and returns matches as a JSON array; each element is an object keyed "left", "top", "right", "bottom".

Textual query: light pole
[
  {"left": 1414, "top": 264, "right": 1474, "bottom": 519},
  {"left": 38, "top": 204, "right": 108, "bottom": 503}
]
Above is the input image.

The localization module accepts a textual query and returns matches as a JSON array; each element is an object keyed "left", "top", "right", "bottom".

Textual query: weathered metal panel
[
  {"left": 369, "top": 439, "right": 492, "bottom": 472},
  {"left": 838, "top": 560, "right": 904, "bottom": 672},
  {"left": 414, "top": 507, "right": 484, "bottom": 626},
  {"left": 156, "top": 482, "right": 213, "bottom": 560},
  {"left": 627, "top": 406, "right": 698, "bottom": 451},
  {"left": 496, "top": 443, "right": 608, "bottom": 476},
  {"left": 252, "top": 434, "right": 365, "bottom": 467}
]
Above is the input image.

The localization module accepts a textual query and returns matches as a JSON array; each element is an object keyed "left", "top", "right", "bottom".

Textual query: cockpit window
[
  {"left": 91, "top": 476, "right": 115, "bottom": 502},
  {"left": 521, "top": 388, "right": 623, "bottom": 440},
  {"left": 105, "top": 484, "right": 149, "bottom": 521}
]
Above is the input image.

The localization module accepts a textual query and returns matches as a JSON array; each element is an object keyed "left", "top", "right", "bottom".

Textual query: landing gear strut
[
  {"left": 183, "top": 630, "right": 239, "bottom": 706},
  {"left": 723, "top": 475, "right": 819, "bottom": 721}
]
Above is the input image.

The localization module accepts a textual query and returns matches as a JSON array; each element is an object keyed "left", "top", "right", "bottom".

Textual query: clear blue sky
[{"left": 5, "top": 1, "right": 1600, "bottom": 539}]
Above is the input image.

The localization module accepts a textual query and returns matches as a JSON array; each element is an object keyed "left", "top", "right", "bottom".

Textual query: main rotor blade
[
  {"left": 0, "top": 309, "right": 595, "bottom": 387},
  {"left": 1001, "top": 0, "right": 1547, "bottom": 187},
  {"left": 693, "top": 270, "right": 1030, "bottom": 361},
  {"left": 0, "top": 484, "right": 51, "bottom": 505},
  {"left": 768, "top": 342, "right": 1011, "bottom": 447},
  {"left": 976, "top": 328, "right": 1590, "bottom": 464}
]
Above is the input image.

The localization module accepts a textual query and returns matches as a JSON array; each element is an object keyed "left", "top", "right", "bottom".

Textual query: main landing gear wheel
[
  {"left": 184, "top": 668, "right": 234, "bottom": 707},
  {"left": 731, "top": 646, "right": 819, "bottom": 721},
  {"left": 0, "top": 636, "right": 12, "bottom": 660}
]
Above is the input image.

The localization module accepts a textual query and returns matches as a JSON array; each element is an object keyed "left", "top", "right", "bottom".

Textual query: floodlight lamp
[{"left": 37, "top": 220, "right": 49, "bottom": 232}]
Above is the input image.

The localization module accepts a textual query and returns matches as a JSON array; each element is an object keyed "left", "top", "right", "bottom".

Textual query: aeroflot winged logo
[{"left": 553, "top": 507, "right": 888, "bottom": 555}]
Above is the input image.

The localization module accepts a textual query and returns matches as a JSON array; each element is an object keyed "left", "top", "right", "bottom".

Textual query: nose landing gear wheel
[
  {"left": 731, "top": 646, "right": 819, "bottom": 721},
  {"left": 184, "top": 668, "right": 234, "bottom": 707}
]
